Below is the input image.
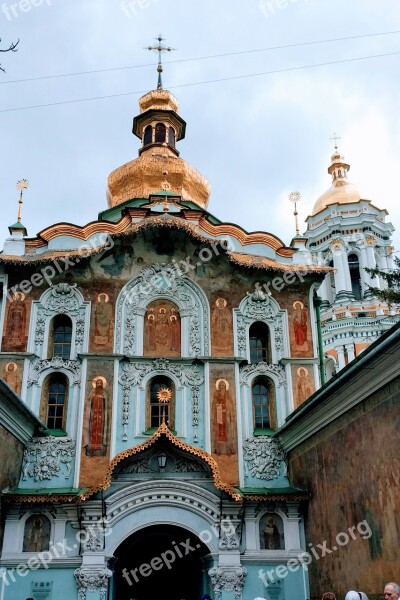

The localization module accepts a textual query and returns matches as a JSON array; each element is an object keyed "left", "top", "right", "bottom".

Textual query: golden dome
[
  {"left": 311, "top": 150, "right": 361, "bottom": 216},
  {"left": 107, "top": 151, "right": 211, "bottom": 209},
  {"left": 107, "top": 88, "right": 211, "bottom": 210}
]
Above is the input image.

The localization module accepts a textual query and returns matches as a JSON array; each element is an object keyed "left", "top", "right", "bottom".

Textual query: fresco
[
  {"left": 144, "top": 300, "right": 181, "bottom": 357},
  {"left": 289, "top": 299, "right": 313, "bottom": 358},
  {"left": 80, "top": 363, "right": 113, "bottom": 488},
  {"left": 2, "top": 292, "right": 29, "bottom": 352},
  {"left": 259, "top": 513, "right": 285, "bottom": 550},
  {"left": 211, "top": 295, "right": 234, "bottom": 356},
  {"left": 23, "top": 514, "right": 51, "bottom": 553},
  {"left": 291, "top": 365, "right": 315, "bottom": 409},
  {"left": 210, "top": 365, "right": 238, "bottom": 485},
  {"left": 0, "top": 361, "right": 23, "bottom": 395}
]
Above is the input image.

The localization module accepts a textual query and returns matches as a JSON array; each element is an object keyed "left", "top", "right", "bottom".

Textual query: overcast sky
[{"left": 1, "top": 0, "right": 399, "bottom": 250}]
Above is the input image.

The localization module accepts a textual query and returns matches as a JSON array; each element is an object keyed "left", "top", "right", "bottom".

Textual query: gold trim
[{"left": 80, "top": 422, "right": 242, "bottom": 502}]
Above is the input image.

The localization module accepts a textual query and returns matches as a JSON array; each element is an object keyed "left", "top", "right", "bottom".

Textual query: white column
[
  {"left": 345, "top": 342, "right": 355, "bottom": 363},
  {"left": 336, "top": 346, "right": 346, "bottom": 370},
  {"left": 359, "top": 245, "right": 372, "bottom": 296},
  {"left": 367, "top": 245, "right": 380, "bottom": 289},
  {"left": 332, "top": 249, "right": 346, "bottom": 297},
  {"left": 341, "top": 251, "right": 353, "bottom": 294}
]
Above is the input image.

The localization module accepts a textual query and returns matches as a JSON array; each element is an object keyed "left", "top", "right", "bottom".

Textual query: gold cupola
[
  {"left": 106, "top": 87, "right": 211, "bottom": 210},
  {"left": 311, "top": 148, "right": 361, "bottom": 216}
]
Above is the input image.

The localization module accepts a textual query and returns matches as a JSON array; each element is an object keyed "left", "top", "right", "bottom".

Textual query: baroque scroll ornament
[
  {"left": 119, "top": 359, "right": 204, "bottom": 441},
  {"left": 243, "top": 436, "right": 286, "bottom": 481},
  {"left": 22, "top": 436, "right": 76, "bottom": 482},
  {"left": 33, "top": 282, "right": 89, "bottom": 355},
  {"left": 208, "top": 566, "right": 247, "bottom": 600},
  {"left": 115, "top": 263, "right": 209, "bottom": 357},
  {"left": 239, "top": 362, "right": 286, "bottom": 387},
  {"left": 74, "top": 567, "right": 112, "bottom": 600},
  {"left": 28, "top": 358, "right": 81, "bottom": 386},
  {"left": 236, "top": 290, "right": 286, "bottom": 360}
]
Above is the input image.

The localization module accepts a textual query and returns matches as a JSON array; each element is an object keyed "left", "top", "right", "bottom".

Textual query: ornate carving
[
  {"left": 239, "top": 362, "right": 286, "bottom": 387},
  {"left": 22, "top": 436, "right": 76, "bottom": 482},
  {"left": 208, "top": 566, "right": 247, "bottom": 599},
  {"left": 32, "top": 282, "right": 89, "bottom": 356},
  {"left": 219, "top": 527, "right": 240, "bottom": 551},
  {"left": 28, "top": 358, "right": 81, "bottom": 386},
  {"left": 235, "top": 292, "right": 286, "bottom": 360},
  {"left": 119, "top": 359, "right": 204, "bottom": 441},
  {"left": 74, "top": 567, "right": 112, "bottom": 600},
  {"left": 46, "top": 283, "right": 80, "bottom": 313},
  {"left": 243, "top": 436, "right": 286, "bottom": 481},
  {"left": 82, "top": 526, "right": 104, "bottom": 552},
  {"left": 116, "top": 264, "right": 210, "bottom": 357}
]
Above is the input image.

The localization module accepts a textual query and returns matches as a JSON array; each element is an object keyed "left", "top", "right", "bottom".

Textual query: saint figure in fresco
[
  {"left": 295, "top": 367, "right": 313, "bottom": 407},
  {"left": 156, "top": 307, "right": 170, "bottom": 351},
  {"left": 214, "top": 379, "right": 235, "bottom": 455},
  {"left": 83, "top": 377, "right": 108, "bottom": 457},
  {"left": 292, "top": 301, "right": 309, "bottom": 353},
  {"left": 3, "top": 362, "right": 20, "bottom": 394},
  {"left": 94, "top": 293, "right": 113, "bottom": 346},
  {"left": 170, "top": 314, "right": 180, "bottom": 351},
  {"left": 8, "top": 292, "right": 26, "bottom": 348},
  {"left": 145, "top": 311, "right": 156, "bottom": 352},
  {"left": 212, "top": 297, "right": 232, "bottom": 352},
  {"left": 23, "top": 515, "right": 50, "bottom": 553},
  {"left": 261, "top": 515, "right": 283, "bottom": 550}
]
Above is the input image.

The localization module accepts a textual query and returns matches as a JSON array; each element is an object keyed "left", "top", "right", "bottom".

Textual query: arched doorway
[{"left": 113, "top": 524, "right": 212, "bottom": 600}]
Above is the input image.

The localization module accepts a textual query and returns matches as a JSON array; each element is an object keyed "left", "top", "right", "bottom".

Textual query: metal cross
[
  {"left": 16, "top": 179, "right": 28, "bottom": 223},
  {"left": 330, "top": 133, "right": 341, "bottom": 152},
  {"left": 145, "top": 34, "right": 175, "bottom": 90}
]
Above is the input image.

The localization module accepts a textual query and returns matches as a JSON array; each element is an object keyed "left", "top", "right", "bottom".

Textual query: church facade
[
  {"left": 0, "top": 85, "right": 332, "bottom": 600},
  {"left": 304, "top": 147, "right": 399, "bottom": 379}
]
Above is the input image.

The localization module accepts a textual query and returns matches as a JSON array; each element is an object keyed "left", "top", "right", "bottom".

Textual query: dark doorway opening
[{"left": 113, "top": 524, "right": 211, "bottom": 600}]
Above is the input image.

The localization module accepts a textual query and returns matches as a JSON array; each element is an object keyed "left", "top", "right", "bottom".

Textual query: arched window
[
  {"left": 252, "top": 376, "right": 275, "bottom": 431},
  {"left": 23, "top": 514, "right": 51, "bottom": 553},
  {"left": 48, "top": 315, "right": 72, "bottom": 359},
  {"left": 249, "top": 322, "right": 271, "bottom": 363},
  {"left": 168, "top": 127, "right": 176, "bottom": 148},
  {"left": 144, "top": 300, "right": 181, "bottom": 357},
  {"left": 348, "top": 254, "right": 362, "bottom": 300},
  {"left": 143, "top": 125, "right": 152, "bottom": 146},
  {"left": 147, "top": 376, "right": 175, "bottom": 430},
  {"left": 40, "top": 373, "right": 68, "bottom": 431},
  {"left": 155, "top": 122, "right": 166, "bottom": 143},
  {"left": 325, "top": 357, "right": 336, "bottom": 381}
]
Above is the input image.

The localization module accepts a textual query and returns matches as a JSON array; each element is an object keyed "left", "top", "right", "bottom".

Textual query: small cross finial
[
  {"left": 330, "top": 133, "right": 341, "bottom": 152},
  {"left": 145, "top": 34, "right": 175, "bottom": 90},
  {"left": 288, "top": 191, "right": 301, "bottom": 236},
  {"left": 16, "top": 179, "right": 28, "bottom": 223}
]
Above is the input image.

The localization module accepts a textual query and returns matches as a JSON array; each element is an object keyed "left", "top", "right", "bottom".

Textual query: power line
[
  {"left": 1, "top": 29, "right": 399, "bottom": 86},
  {"left": 1, "top": 49, "right": 399, "bottom": 113}
]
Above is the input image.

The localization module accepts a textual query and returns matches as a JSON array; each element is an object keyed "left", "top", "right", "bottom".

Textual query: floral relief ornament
[
  {"left": 74, "top": 567, "right": 112, "bottom": 600},
  {"left": 22, "top": 436, "right": 76, "bottom": 482},
  {"left": 208, "top": 566, "right": 247, "bottom": 600},
  {"left": 242, "top": 436, "right": 286, "bottom": 481}
]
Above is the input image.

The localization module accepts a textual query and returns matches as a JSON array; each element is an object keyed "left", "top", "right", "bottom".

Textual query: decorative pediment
[
  {"left": 81, "top": 423, "right": 241, "bottom": 501},
  {"left": 114, "top": 438, "right": 210, "bottom": 478}
]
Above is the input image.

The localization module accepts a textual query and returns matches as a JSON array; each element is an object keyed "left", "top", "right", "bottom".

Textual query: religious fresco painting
[
  {"left": 0, "top": 360, "right": 23, "bottom": 395},
  {"left": 143, "top": 300, "right": 181, "bottom": 357},
  {"left": 2, "top": 292, "right": 28, "bottom": 352},
  {"left": 290, "top": 300, "right": 313, "bottom": 358},
  {"left": 289, "top": 393, "right": 400, "bottom": 593},
  {"left": 211, "top": 294, "right": 234, "bottom": 356},
  {"left": 92, "top": 292, "right": 114, "bottom": 350},
  {"left": 259, "top": 513, "right": 285, "bottom": 550},
  {"left": 210, "top": 365, "right": 238, "bottom": 485},
  {"left": 291, "top": 365, "right": 315, "bottom": 409},
  {"left": 80, "top": 363, "right": 113, "bottom": 488},
  {"left": 23, "top": 514, "right": 51, "bottom": 553}
]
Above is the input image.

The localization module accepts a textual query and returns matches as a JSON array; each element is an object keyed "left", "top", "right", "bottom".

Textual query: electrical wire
[
  {"left": 1, "top": 49, "right": 399, "bottom": 113},
  {"left": 1, "top": 29, "right": 399, "bottom": 86}
]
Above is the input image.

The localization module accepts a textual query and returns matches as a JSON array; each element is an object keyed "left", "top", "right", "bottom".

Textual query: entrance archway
[{"left": 113, "top": 524, "right": 212, "bottom": 600}]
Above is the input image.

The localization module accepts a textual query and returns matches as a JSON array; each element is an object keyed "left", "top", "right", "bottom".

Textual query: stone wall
[
  {"left": 288, "top": 376, "right": 400, "bottom": 599},
  {"left": 0, "top": 423, "right": 24, "bottom": 548}
]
